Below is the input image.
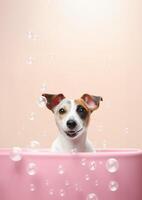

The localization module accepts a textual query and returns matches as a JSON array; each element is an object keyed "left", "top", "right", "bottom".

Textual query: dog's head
[{"left": 42, "top": 93, "right": 103, "bottom": 139}]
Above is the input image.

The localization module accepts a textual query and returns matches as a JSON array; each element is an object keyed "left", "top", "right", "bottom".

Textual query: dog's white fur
[{"left": 51, "top": 99, "right": 94, "bottom": 152}]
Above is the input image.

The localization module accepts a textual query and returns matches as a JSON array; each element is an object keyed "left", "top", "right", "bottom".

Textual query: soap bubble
[
  {"left": 29, "top": 112, "right": 35, "bottom": 121},
  {"left": 27, "top": 162, "right": 37, "bottom": 175},
  {"left": 26, "top": 56, "right": 34, "bottom": 65},
  {"left": 30, "top": 183, "right": 36, "bottom": 192},
  {"left": 26, "top": 31, "right": 39, "bottom": 40},
  {"left": 81, "top": 158, "right": 87, "bottom": 166},
  {"left": 85, "top": 174, "right": 90, "bottom": 181},
  {"left": 64, "top": 180, "right": 70, "bottom": 187},
  {"left": 86, "top": 193, "right": 98, "bottom": 200},
  {"left": 37, "top": 96, "right": 47, "bottom": 108},
  {"left": 58, "top": 165, "right": 64, "bottom": 175},
  {"left": 95, "top": 180, "right": 99, "bottom": 186},
  {"left": 102, "top": 139, "right": 107, "bottom": 149},
  {"left": 124, "top": 127, "right": 129, "bottom": 134},
  {"left": 109, "top": 180, "right": 119, "bottom": 192},
  {"left": 48, "top": 54, "right": 55, "bottom": 64},
  {"left": 70, "top": 148, "right": 77, "bottom": 154},
  {"left": 41, "top": 83, "right": 48, "bottom": 92},
  {"left": 26, "top": 31, "right": 33, "bottom": 39},
  {"left": 10, "top": 147, "right": 22, "bottom": 162},
  {"left": 29, "top": 140, "right": 40, "bottom": 151},
  {"left": 59, "top": 189, "right": 65, "bottom": 197},
  {"left": 45, "top": 179, "right": 49, "bottom": 186},
  {"left": 89, "top": 161, "right": 96, "bottom": 171},
  {"left": 49, "top": 189, "right": 54, "bottom": 195},
  {"left": 74, "top": 183, "right": 82, "bottom": 192},
  {"left": 106, "top": 158, "right": 119, "bottom": 173}
]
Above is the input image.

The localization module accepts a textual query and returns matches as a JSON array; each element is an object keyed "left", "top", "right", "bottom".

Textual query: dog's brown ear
[
  {"left": 81, "top": 94, "right": 103, "bottom": 112},
  {"left": 42, "top": 93, "right": 65, "bottom": 112}
]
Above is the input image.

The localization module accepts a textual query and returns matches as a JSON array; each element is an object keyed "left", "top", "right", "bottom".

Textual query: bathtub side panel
[{"left": 0, "top": 151, "right": 142, "bottom": 200}]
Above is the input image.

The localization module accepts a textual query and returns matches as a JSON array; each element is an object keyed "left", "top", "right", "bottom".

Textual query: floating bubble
[
  {"left": 26, "top": 56, "right": 34, "bottom": 65},
  {"left": 95, "top": 180, "right": 99, "bottom": 186},
  {"left": 26, "top": 31, "right": 33, "bottom": 39},
  {"left": 102, "top": 139, "right": 107, "bottom": 149},
  {"left": 10, "top": 147, "right": 22, "bottom": 162},
  {"left": 30, "top": 184, "right": 36, "bottom": 192},
  {"left": 81, "top": 158, "right": 87, "bottom": 166},
  {"left": 41, "top": 83, "right": 48, "bottom": 92},
  {"left": 106, "top": 158, "right": 119, "bottom": 173},
  {"left": 75, "top": 183, "right": 82, "bottom": 192},
  {"left": 85, "top": 174, "right": 90, "bottom": 181},
  {"left": 29, "top": 112, "right": 35, "bottom": 121},
  {"left": 86, "top": 193, "right": 98, "bottom": 200},
  {"left": 27, "top": 162, "right": 37, "bottom": 176},
  {"left": 37, "top": 96, "right": 47, "bottom": 108},
  {"left": 29, "top": 140, "right": 40, "bottom": 151},
  {"left": 124, "top": 127, "right": 129, "bottom": 134},
  {"left": 45, "top": 179, "right": 49, "bottom": 186},
  {"left": 26, "top": 31, "right": 39, "bottom": 40},
  {"left": 49, "top": 189, "right": 54, "bottom": 195},
  {"left": 48, "top": 54, "right": 55, "bottom": 64},
  {"left": 59, "top": 189, "right": 65, "bottom": 197},
  {"left": 64, "top": 180, "right": 70, "bottom": 187},
  {"left": 58, "top": 165, "right": 64, "bottom": 175},
  {"left": 109, "top": 180, "right": 119, "bottom": 192},
  {"left": 89, "top": 161, "right": 96, "bottom": 171},
  {"left": 70, "top": 148, "right": 77, "bottom": 154}
]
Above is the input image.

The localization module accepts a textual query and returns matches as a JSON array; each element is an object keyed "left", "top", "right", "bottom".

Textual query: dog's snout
[{"left": 67, "top": 120, "right": 77, "bottom": 129}]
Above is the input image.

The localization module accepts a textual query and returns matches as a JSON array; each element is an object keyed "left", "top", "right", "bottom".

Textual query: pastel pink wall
[{"left": 0, "top": 0, "right": 142, "bottom": 148}]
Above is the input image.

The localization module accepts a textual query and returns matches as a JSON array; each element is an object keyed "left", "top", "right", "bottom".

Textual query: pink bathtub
[{"left": 0, "top": 148, "right": 142, "bottom": 200}]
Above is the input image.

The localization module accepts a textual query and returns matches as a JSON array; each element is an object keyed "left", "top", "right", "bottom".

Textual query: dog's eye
[
  {"left": 77, "top": 106, "right": 85, "bottom": 112},
  {"left": 59, "top": 108, "right": 66, "bottom": 114}
]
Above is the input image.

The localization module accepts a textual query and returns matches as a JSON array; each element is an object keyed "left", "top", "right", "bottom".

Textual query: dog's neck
[{"left": 57, "top": 130, "right": 88, "bottom": 152}]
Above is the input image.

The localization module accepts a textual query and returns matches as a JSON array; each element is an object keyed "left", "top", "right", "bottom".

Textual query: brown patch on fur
[{"left": 75, "top": 99, "right": 91, "bottom": 126}]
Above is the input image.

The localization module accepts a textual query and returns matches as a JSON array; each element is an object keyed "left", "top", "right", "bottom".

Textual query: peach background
[{"left": 0, "top": 0, "right": 142, "bottom": 148}]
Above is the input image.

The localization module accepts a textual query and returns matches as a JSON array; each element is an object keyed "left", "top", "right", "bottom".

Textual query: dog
[{"left": 42, "top": 93, "right": 103, "bottom": 152}]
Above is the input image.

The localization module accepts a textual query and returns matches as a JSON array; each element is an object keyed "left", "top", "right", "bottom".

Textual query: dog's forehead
[
  {"left": 59, "top": 99, "right": 72, "bottom": 107},
  {"left": 58, "top": 99, "right": 89, "bottom": 110},
  {"left": 57, "top": 99, "right": 78, "bottom": 111},
  {"left": 65, "top": 99, "right": 72, "bottom": 105}
]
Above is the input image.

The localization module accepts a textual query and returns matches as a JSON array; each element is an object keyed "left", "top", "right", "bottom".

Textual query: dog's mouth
[{"left": 65, "top": 128, "right": 83, "bottom": 138}]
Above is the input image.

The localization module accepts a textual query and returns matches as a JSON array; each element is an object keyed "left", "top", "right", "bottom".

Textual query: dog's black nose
[{"left": 67, "top": 120, "right": 77, "bottom": 129}]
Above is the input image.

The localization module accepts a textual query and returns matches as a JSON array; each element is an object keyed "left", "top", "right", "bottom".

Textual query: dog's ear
[
  {"left": 81, "top": 94, "right": 103, "bottom": 112},
  {"left": 42, "top": 93, "right": 65, "bottom": 112}
]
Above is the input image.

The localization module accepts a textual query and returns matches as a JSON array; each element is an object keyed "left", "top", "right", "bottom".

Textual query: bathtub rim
[{"left": 0, "top": 148, "right": 142, "bottom": 158}]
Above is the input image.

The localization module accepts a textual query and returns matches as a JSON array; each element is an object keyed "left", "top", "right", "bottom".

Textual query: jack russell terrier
[{"left": 42, "top": 93, "right": 103, "bottom": 152}]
